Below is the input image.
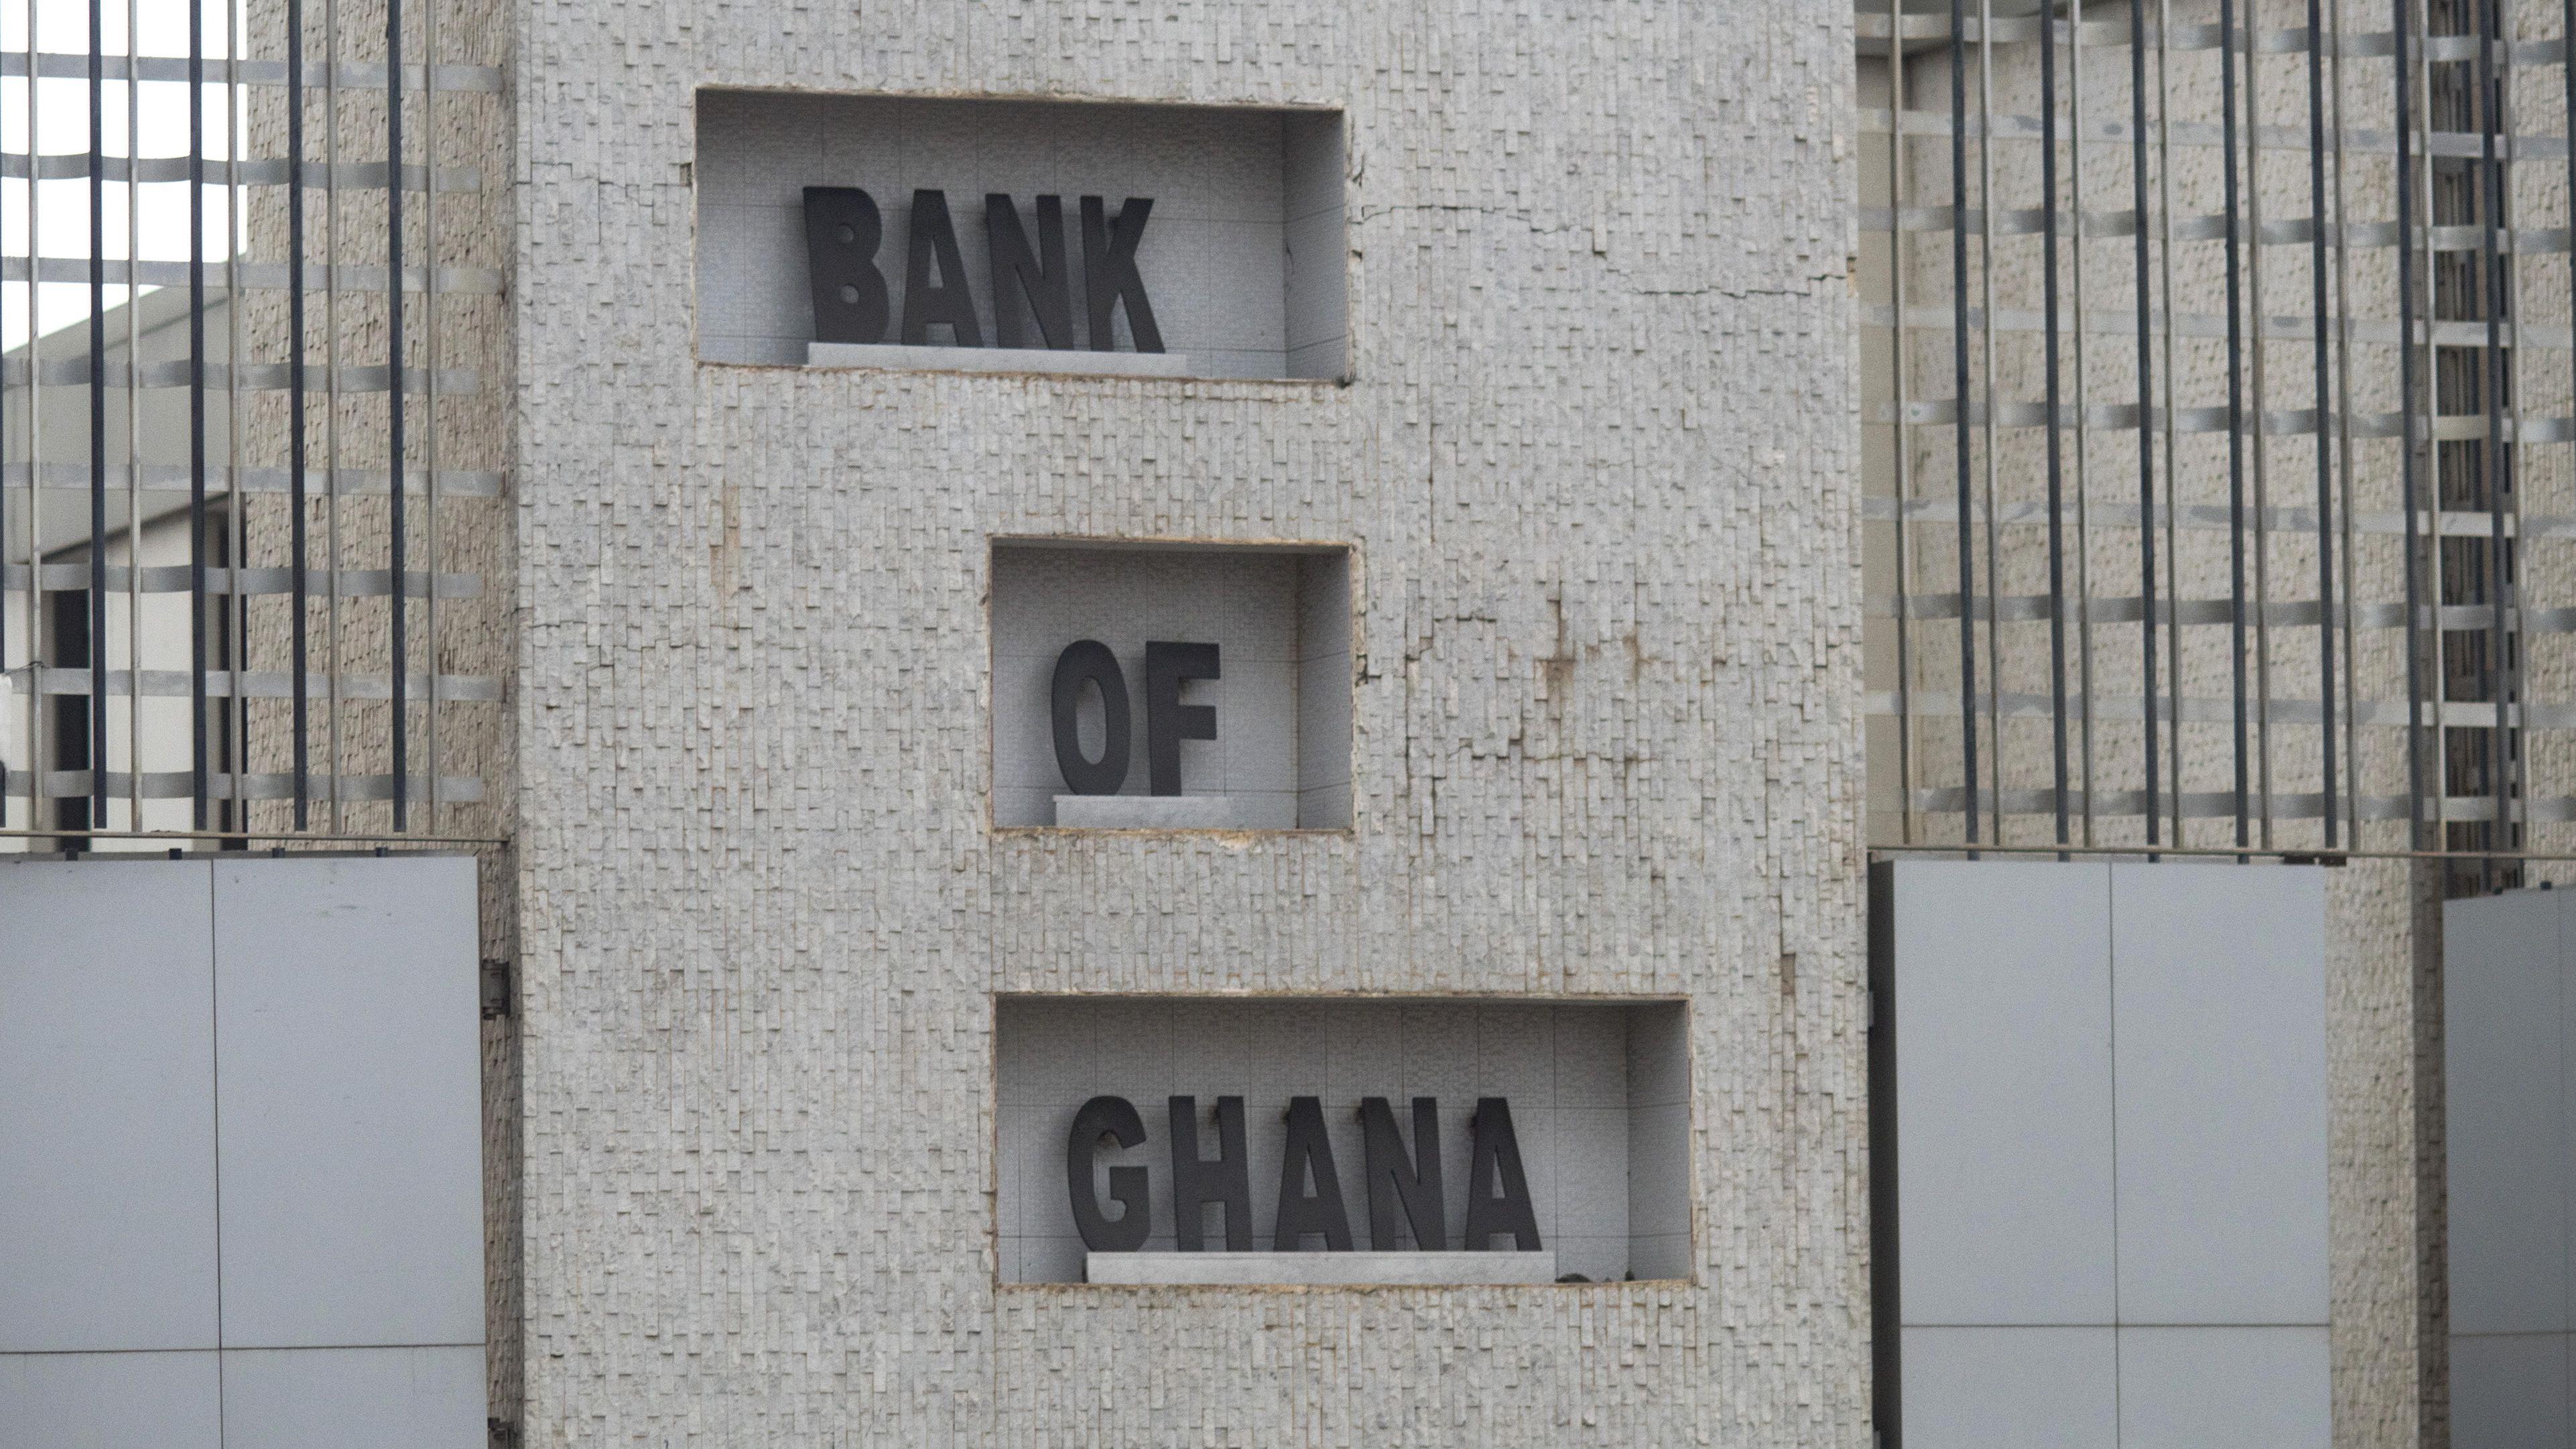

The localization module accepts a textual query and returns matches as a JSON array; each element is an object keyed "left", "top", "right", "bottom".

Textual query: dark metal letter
[
  {"left": 1359, "top": 1096, "right": 1447, "bottom": 1251},
  {"left": 1066, "top": 1095, "right": 1151, "bottom": 1252},
  {"left": 986, "top": 194, "right": 1074, "bottom": 350},
  {"left": 1271, "top": 1097, "right": 1355, "bottom": 1251},
  {"left": 1080, "top": 195, "right": 1165, "bottom": 353},
  {"left": 802, "top": 187, "right": 890, "bottom": 344},
  {"left": 1462, "top": 1097, "right": 1542, "bottom": 1251},
  {"left": 1050, "top": 641, "right": 1131, "bottom": 796},
  {"left": 901, "top": 188, "right": 982, "bottom": 346},
  {"left": 1167, "top": 1095, "right": 1252, "bottom": 1251},
  {"left": 1143, "top": 641, "right": 1219, "bottom": 796}
]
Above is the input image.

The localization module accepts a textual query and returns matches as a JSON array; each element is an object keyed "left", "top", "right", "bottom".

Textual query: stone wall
[{"left": 510, "top": 0, "right": 1867, "bottom": 1441}]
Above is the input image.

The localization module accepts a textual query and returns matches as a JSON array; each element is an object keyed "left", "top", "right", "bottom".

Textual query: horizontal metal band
[
  {"left": 2, "top": 255, "right": 505, "bottom": 296},
  {"left": 1, "top": 358, "right": 478, "bottom": 393},
  {"left": 1857, "top": 106, "right": 2565, "bottom": 163},
  {"left": 1, "top": 768, "right": 484, "bottom": 804},
  {"left": 1865, "top": 495, "right": 2576, "bottom": 542},
  {"left": 1870, "top": 592, "right": 2575, "bottom": 635},
  {"left": 1, "top": 563, "right": 478, "bottom": 600},
  {"left": 1869, "top": 398, "right": 2569, "bottom": 442},
  {"left": 1861, "top": 301, "right": 2569, "bottom": 353},
  {"left": 1, "top": 462, "right": 502, "bottom": 497},
  {"left": 7, "top": 666, "right": 501, "bottom": 703},
  {"left": 0, "top": 151, "right": 478, "bottom": 191},
  {"left": 1896, "top": 785, "right": 2555, "bottom": 826},
  {"left": 1, "top": 52, "right": 503, "bottom": 93},
  {"left": 1860, "top": 205, "right": 2572, "bottom": 258},
  {"left": 1857, "top": 12, "right": 2564, "bottom": 64},
  {"left": 1869, "top": 688, "right": 2569, "bottom": 731}
]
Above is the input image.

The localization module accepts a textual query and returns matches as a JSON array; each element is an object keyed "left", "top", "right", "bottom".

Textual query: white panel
[
  {"left": 2447, "top": 889, "right": 2571, "bottom": 1334},
  {"left": 2450, "top": 1333, "right": 2573, "bottom": 1449},
  {"left": 0, "top": 861, "right": 218, "bottom": 1352},
  {"left": 2110, "top": 863, "right": 2329, "bottom": 1326},
  {"left": 1890, "top": 859, "right": 2116, "bottom": 1326},
  {"left": 212, "top": 857, "right": 483, "bottom": 1348},
  {"left": 2115, "top": 1326, "right": 2330, "bottom": 1449},
  {"left": 1898, "top": 1326, "right": 2118, "bottom": 1449},
  {"left": 0, "top": 1349, "right": 221, "bottom": 1449},
  {"left": 219, "top": 1346, "right": 485, "bottom": 1449}
]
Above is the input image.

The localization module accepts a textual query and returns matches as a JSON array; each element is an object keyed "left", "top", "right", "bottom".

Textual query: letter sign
[
  {"left": 1272, "top": 1097, "right": 1355, "bottom": 1251},
  {"left": 1167, "top": 1095, "right": 1254, "bottom": 1251},
  {"left": 1067, "top": 1096, "right": 1151, "bottom": 1251},
  {"left": 1143, "top": 641, "right": 1220, "bottom": 796},
  {"left": 1063, "top": 1094, "right": 1544, "bottom": 1257},
  {"left": 802, "top": 188, "right": 1163, "bottom": 354},
  {"left": 801, "top": 186, "right": 890, "bottom": 344},
  {"left": 1462, "top": 1098, "right": 1543, "bottom": 1251},
  {"left": 1050, "top": 641, "right": 1131, "bottom": 796},
  {"left": 1049, "top": 640, "right": 1220, "bottom": 797}
]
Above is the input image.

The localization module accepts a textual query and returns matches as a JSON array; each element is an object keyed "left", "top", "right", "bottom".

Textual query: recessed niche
[
  {"left": 694, "top": 90, "right": 1348, "bottom": 380},
  {"left": 990, "top": 541, "right": 1352, "bottom": 831},
  {"left": 994, "top": 997, "right": 1693, "bottom": 1286}
]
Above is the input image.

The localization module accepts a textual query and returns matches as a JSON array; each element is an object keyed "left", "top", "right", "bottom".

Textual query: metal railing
[
  {"left": 1859, "top": 0, "right": 2576, "bottom": 891},
  {"left": 2, "top": 0, "right": 503, "bottom": 847}
]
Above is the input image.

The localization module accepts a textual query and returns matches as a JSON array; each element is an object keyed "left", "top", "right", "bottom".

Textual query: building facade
[{"left": 23, "top": 0, "right": 2576, "bottom": 1444}]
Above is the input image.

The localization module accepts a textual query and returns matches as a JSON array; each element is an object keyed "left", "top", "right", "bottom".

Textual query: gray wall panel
[
  {"left": 0, "top": 1348, "right": 221, "bottom": 1449},
  {"left": 1890, "top": 860, "right": 2116, "bottom": 1326},
  {"left": 2444, "top": 887, "right": 2571, "bottom": 1336},
  {"left": 1897, "top": 1326, "right": 2117, "bottom": 1449},
  {"left": 0, "top": 861, "right": 218, "bottom": 1353},
  {"left": 2109, "top": 863, "right": 2331, "bottom": 1326},
  {"left": 2114, "top": 1326, "right": 2332, "bottom": 1449},
  {"left": 212, "top": 857, "right": 484, "bottom": 1349},
  {"left": 2449, "top": 1332, "right": 2573, "bottom": 1449},
  {"left": 220, "top": 1346, "right": 487, "bottom": 1449}
]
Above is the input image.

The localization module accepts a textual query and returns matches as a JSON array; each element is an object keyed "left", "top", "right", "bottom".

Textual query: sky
[{"left": 5, "top": 0, "right": 243, "bottom": 347}]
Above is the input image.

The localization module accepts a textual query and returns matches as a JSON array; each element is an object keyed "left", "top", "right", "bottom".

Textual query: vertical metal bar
[
  {"left": 1888, "top": 3, "right": 1918, "bottom": 846},
  {"left": 21, "top": 0, "right": 40, "bottom": 836},
  {"left": 2043, "top": 0, "right": 2073, "bottom": 850},
  {"left": 2134, "top": 0, "right": 2161, "bottom": 848},
  {"left": 2498, "top": 0, "right": 2532, "bottom": 860},
  {"left": 1896, "top": 0, "right": 1916, "bottom": 845},
  {"left": 2160, "top": 0, "right": 2185, "bottom": 844},
  {"left": 287, "top": 0, "right": 308, "bottom": 829},
  {"left": 1, "top": 13, "right": 10, "bottom": 775},
  {"left": 121, "top": 0, "right": 137, "bottom": 830},
  {"left": 420, "top": 0, "right": 439, "bottom": 830},
  {"left": 226, "top": 0, "right": 245, "bottom": 831},
  {"left": 2563, "top": 0, "right": 2576, "bottom": 855},
  {"left": 387, "top": 0, "right": 407, "bottom": 832},
  {"left": 2329, "top": 0, "right": 2364, "bottom": 842},
  {"left": 190, "top": 0, "right": 208, "bottom": 828},
  {"left": 2072, "top": 0, "right": 2101, "bottom": 846},
  {"left": 2477, "top": 0, "right": 2511, "bottom": 857},
  {"left": 1980, "top": 0, "right": 2006, "bottom": 843},
  {"left": 86, "top": 0, "right": 106, "bottom": 832},
  {"left": 322, "top": 0, "right": 339, "bottom": 829},
  {"left": 2419, "top": 0, "right": 2447, "bottom": 849},
  {"left": 2310, "top": 0, "right": 2340, "bottom": 847},
  {"left": 1953, "top": 0, "right": 1981, "bottom": 848},
  {"left": 2221, "top": 0, "right": 2254, "bottom": 852},
  {"left": 2247, "top": 0, "right": 2277, "bottom": 849}
]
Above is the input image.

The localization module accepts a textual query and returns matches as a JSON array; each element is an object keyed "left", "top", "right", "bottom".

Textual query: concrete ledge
[
  {"left": 808, "top": 342, "right": 1195, "bottom": 377},
  {"left": 1085, "top": 1251, "right": 1561, "bottom": 1286},
  {"left": 1052, "top": 794, "right": 1290, "bottom": 830}
]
